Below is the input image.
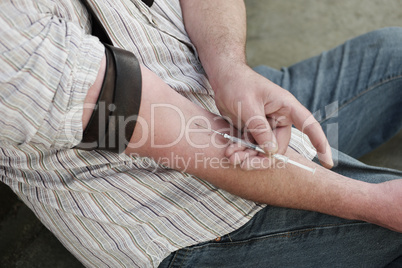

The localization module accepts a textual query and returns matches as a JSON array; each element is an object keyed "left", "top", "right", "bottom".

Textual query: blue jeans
[{"left": 159, "top": 28, "right": 402, "bottom": 267}]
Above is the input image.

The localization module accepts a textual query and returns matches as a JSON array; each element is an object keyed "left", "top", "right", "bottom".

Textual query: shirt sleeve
[
  {"left": 0, "top": 1, "right": 105, "bottom": 150},
  {"left": 289, "top": 128, "right": 317, "bottom": 161}
]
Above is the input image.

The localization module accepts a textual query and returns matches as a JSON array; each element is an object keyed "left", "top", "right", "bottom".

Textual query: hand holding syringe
[{"left": 195, "top": 123, "right": 316, "bottom": 174}]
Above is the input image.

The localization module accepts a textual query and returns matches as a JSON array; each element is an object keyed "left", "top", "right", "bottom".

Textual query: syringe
[{"left": 195, "top": 123, "right": 316, "bottom": 174}]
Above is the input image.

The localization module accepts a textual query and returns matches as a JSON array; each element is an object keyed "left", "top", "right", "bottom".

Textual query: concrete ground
[
  {"left": 0, "top": 0, "right": 401, "bottom": 267},
  {"left": 245, "top": 0, "right": 402, "bottom": 170}
]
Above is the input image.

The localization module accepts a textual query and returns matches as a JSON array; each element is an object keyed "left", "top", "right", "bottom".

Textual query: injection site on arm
[{"left": 195, "top": 123, "right": 316, "bottom": 174}]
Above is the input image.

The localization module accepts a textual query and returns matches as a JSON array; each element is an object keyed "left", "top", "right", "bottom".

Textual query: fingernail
[
  {"left": 328, "top": 158, "right": 334, "bottom": 168},
  {"left": 318, "top": 150, "right": 334, "bottom": 169},
  {"left": 263, "top": 141, "right": 278, "bottom": 153},
  {"left": 324, "top": 144, "right": 334, "bottom": 168}
]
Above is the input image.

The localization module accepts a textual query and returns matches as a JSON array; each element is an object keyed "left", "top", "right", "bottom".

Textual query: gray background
[{"left": 1, "top": 1, "right": 401, "bottom": 266}]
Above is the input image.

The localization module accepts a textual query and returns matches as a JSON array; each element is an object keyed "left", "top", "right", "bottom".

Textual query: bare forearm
[
  {"left": 180, "top": 0, "right": 247, "bottom": 88},
  {"left": 85, "top": 53, "right": 377, "bottom": 230},
  {"left": 83, "top": 57, "right": 397, "bottom": 232},
  {"left": 126, "top": 67, "right": 373, "bottom": 225}
]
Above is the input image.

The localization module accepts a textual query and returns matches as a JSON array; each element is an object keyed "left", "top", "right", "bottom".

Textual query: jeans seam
[
  {"left": 186, "top": 221, "right": 370, "bottom": 250},
  {"left": 166, "top": 251, "right": 179, "bottom": 268},
  {"left": 320, "top": 73, "right": 402, "bottom": 124},
  {"left": 175, "top": 249, "right": 190, "bottom": 268}
]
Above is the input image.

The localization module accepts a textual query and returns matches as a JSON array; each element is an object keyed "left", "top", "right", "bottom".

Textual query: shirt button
[
  {"left": 214, "top": 237, "right": 221, "bottom": 242},
  {"left": 152, "top": 18, "right": 158, "bottom": 26}
]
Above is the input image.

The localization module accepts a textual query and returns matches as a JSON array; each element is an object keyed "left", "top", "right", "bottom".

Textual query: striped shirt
[{"left": 0, "top": 0, "right": 317, "bottom": 267}]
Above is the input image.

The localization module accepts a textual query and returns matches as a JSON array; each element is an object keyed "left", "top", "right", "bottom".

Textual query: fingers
[
  {"left": 225, "top": 143, "right": 274, "bottom": 170},
  {"left": 225, "top": 125, "right": 291, "bottom": 170},
  {"left": 243, "top": 112, "right": 278, "bottom": 154},
  {"left": 291, "top": 105, "right": 334, "bottom": 169},
  {"left": 272, "top": 125, "right": 291, "bottom": 155}
]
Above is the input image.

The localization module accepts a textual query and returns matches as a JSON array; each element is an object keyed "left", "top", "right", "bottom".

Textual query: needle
[{"left": 195, "top": 123, "right": 316, "bottom": 174}]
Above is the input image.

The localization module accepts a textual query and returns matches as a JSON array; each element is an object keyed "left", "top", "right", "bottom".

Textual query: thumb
[{"left": 244, "top": 113, "right": 278, "bottom": 154}]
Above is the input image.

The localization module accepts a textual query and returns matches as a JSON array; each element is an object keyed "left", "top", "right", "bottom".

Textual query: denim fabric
[
  {"left": 159, "top": 27, "right": 402, "bottom": 267},
  {"left": 255, "top": 27, "right": 402, "bottom": 159}
]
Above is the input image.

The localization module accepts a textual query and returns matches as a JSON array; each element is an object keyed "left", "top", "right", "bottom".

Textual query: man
[{"left": 0, "top": 0, "right": 401, "bottom": 267}]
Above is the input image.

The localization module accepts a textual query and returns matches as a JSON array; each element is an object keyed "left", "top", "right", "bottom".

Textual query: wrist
[{"left": 207, "top": 61, "right": 250, "bottom": 92}]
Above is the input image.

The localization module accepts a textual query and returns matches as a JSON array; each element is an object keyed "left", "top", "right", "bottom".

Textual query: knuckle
[{"left": 246, "top": 120, "right": 271, "bottom": 135}]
